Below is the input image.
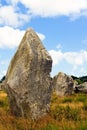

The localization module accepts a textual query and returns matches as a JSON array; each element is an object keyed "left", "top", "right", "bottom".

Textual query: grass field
[{"left": 0, "top": 90, "right": 87, "bottom": 130}]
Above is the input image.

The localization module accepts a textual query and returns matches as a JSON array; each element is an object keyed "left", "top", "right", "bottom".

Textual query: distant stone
[
  {"left": 53, "top": 72, "right": 74, "bottom": 96},
  {"left": 0, "top": 84, "right": 2, "bottom": 90},
  {"left": 73, "top": 80, "right": 78, "bottom": 93},
  {"left": 74, "top": 82, "right": 87, "bottom": 93},
  {"left": 5, "top": 28, "right": 52, "bottom": 119}
]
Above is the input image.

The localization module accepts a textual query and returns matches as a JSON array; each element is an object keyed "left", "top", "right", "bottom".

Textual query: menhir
[
  {"left": 5, "top": 28, "right": 52, "bottom": 120},
  {"left": 53, "top": 72, "right": 74, "bottom": 96}
]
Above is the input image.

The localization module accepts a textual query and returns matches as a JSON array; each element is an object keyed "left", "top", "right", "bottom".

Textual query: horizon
[{"left": 0, "top": 0, "right": 87, "bottom": 79}]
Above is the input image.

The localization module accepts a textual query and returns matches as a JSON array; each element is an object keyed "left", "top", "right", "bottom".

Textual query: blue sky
[{"left": 0, "top": 0, "right": 87, "bottom": 79}]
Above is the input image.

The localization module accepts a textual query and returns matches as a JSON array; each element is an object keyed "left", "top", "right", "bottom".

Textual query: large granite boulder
[
  {"left": 74, "top": 82, "right": 87, "bottom": 93},
  {"left": 53, "top": 72, "right": 74, "bottom": 96},
  {"left": 5, "top": 28, "right": 52, "bottom": 119}
]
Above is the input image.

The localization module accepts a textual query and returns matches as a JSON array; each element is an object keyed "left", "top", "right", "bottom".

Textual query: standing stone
[
  {"left": 5, "top": 28, "right": 52, "bottom": 119},
  {"left": 74, "top": 82, "right": 87, "bottom": 93},
  {"left": 0, "top": 84, "right": 2, "bottom": 90},
  {"left": 53, "top": 72, "right": 74, "bottom": 96}
]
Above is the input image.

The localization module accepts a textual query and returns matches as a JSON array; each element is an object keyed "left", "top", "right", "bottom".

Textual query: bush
[{"left": 76, "top": 79, "right": 83, "bottom": 85}]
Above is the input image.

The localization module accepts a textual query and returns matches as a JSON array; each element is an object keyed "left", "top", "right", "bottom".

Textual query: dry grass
[
  {"left": 0, "top": 91, "right": 7, "bottom": 97},
  {"left": 0, "top": 91, "right": 87, "bottom": 130}
]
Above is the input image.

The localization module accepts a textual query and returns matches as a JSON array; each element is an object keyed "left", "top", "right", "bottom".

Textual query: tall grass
[
  {"left": 50, "top": 105, "right": 81, "bottom": 121},
  {"left": 62, "top": 97, "right": 73, "bottom": 103},
  {"left": 75, "top": 94, "right": 87, "bottom": 103},
  {"left": 0, "top": 91, "right": 87, "bottom": 130}
]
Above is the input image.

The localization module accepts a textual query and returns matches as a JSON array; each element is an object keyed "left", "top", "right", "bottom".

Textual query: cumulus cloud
[
  {"left": 0, "top": 0, "right": 87, "bottom": 27},
  {"left": 0, "top": 5, "right": 29, "bottom": 27},
  {"left": 36, "top": 32, "right": 45, "bottom": 41},
  {"left": 0, "top": 26, "right": 25, "bottom": 48},
  {"left": 64, "top": 51, "right": 86, "bottom": 66},
  {"left": 49, "top": 50, "right": 63, "bottom": 65},
  {"left": 6, "top": 0, "right": 87, "bottom": 17},
  {"left": 49, "top": 49, "right": 87, "bottom": 66},
  {"left": 49, "top": 49, "right": 87, "bottom": 76},
  {"left": 0, "top": 26, "right": 45, "bottom": 49}
]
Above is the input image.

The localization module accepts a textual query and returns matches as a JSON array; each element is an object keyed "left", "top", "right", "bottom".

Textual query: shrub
[{"left": 76, "top": 79, "right": 83, "bottom": 85}]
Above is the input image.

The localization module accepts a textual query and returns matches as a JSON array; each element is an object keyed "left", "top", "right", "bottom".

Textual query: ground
[{"left": 0, "top": 90, "right": 87, "bottom": 130}]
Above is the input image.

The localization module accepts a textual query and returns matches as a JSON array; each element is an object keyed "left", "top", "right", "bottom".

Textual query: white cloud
[
  {"left": 0, "top": 5, "right": 29, "bottom": 27},
  {"left": 0, "top": 26, "right": 45, "bottom": 49},
  {"left": 49, "top": 49, "right": 87, "bottom": 76},
  {"left": 37, "top": 32, "right": 45, "bottom": 41},
  {"left": 64, "top": 51, "right": 85, "bottom": 66},
  {"left": 0, "top": 0, "right": 87, "bottom": 27},
  {"left": 7, "top": 0, "right": 87, "bottom": 18},
  {"left": 49, "top": 50, "right": 87, "bottom": 66},
  {"left": 0, "top": 26, "right": 25, "bottom": 48},
  {"left": 49, "top": 50, "right": 63, "bottom": 65}
]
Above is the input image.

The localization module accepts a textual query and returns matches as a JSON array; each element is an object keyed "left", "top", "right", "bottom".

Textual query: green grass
[
  {"left": 62, "top": 97, "right": 73, "bottom": 103},
  {"left": 83, "top": 102, "right": 87, "bottom": 111},
  {"left": 75, "top": 94, "right": 87, "bottom": 103},
  {"left": 41, "top": 124, "right": 59, "bottom": 130}
]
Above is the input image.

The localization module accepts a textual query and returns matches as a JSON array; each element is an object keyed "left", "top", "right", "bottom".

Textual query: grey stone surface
[
  {"left": 0, "top": 84, "right": 2, "bottom": 90},
  {"left": 53, "top": 72, "right": 74, "bottom": 96},
  {"left": 5, "top": 28, "right": 52, "bottom": 119},
  {"left": 0, "top": 82, "right": 4, "bottom": 90},
  {"left": 74, "top": 82, "right": 87, "bottom": 93}
]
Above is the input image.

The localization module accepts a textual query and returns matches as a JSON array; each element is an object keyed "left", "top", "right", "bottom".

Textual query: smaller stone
[
  {"left": 74, "top": 82, "right": 87, "bottom": 93},
  {"left": 53, "top": 72, "right": 74, "bottom": 96}
]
